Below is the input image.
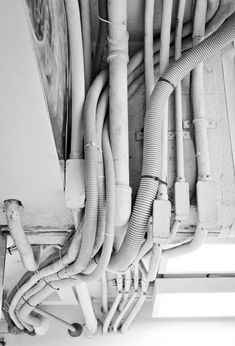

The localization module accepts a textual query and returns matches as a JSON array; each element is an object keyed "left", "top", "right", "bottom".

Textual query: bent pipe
[
  {"left": 108, "top": 12, "right": 235, "bottom": 272},
  {"left": 4, "top": 200, "right": 38, "bottom": 272}
]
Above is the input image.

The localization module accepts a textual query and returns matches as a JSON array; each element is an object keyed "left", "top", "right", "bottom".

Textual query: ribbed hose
[{"left": 109, "top": 12, "right": 235, "bottom": 271}]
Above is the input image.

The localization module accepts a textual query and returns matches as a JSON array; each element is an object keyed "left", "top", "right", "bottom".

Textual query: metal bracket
[
  {"left": 135, "top": 130, "right": 191, "bottom": 141},
  {"left": 183, "top": 119, "right": 217, "bottom": 130}
]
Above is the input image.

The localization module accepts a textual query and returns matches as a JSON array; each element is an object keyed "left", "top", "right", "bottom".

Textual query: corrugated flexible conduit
[{"left": 108, "top": 11, "right": 235, "bottom": 272}]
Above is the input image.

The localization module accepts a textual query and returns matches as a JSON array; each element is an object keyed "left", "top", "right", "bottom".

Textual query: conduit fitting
[
  {"left": 4, "top": 199, "right": 38, "bottom": 272},
  {"left": 65, "top": 159, "right": 85, "bottom": 210},
  {"left": 193, "top": 118, "right": 211, "bottom": 181},
  {"left": 84, "top": 320, "right": 103, "bottom": 339},
  {"left": 107, "top": 33, "right": 129, "bottom": 64},
  {"left": 115, "top": 185, "right": 132, "bottom": 227}
]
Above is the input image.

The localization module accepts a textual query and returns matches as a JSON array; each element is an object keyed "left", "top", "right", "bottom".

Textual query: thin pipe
[
  {"left": 79, "top": 0, "right": 92, "bottom": 94},
  {"left": 103, "top": 274, "right": 123, "bottom": 333},
  {"left": 174, "top": 0, "right": 187, "bottom": 182},
  {"left": 157, "top": 0, "right": 173, "bottom": 201},
  {"left": 144, "top": 0, "right": 155, "bottom": 107},
  {"left": 101, "top": 272, "right": 108, "bottom": 314}
]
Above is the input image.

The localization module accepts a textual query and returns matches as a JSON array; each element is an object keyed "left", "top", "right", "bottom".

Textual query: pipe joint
[{"left": 107, "top": 33, "right": 129, "bottom": 63}]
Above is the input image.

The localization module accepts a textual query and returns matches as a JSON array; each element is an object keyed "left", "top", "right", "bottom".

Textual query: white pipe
[
  {"left": 147, "top": 243, "right": 162, "bottom": 282},
  {"left": 4, "top": 200, "right": 38, "bottom": 272},
  {"left": 192, "top": 0, "right": 210, "bottom": 181},
  {"left": 103, "top": 274, "right": 123, "bottom": 333},
  {"left": 75, "top": 283, "right": 98, "bottom": 334},
  {"left": 101, "top": 272, "right": 108, "bottom": 314},
  {"left": 174, "top": 0, "right": 187, "bottom": 182},
  {"left": 120, "top": 280, "right": 148, "bottom": 334},
  {"left": 119, "top": 270, "right": 131, "bottom": 311},
  {"left": 65, "top": 0, "right": 85, "bottom": 159},
  {"left": 163, "top": 223, "right": 207, "bottom": 258},
  {"left": 107, "top": 0, "right": 131, "bottom": 228},
  {"left": 157, "top": 0, "right": 173, "bottom": 200},
  {"left": 113, "top": 290, "right": 138, "bottom": 332},
  {"left": 144, "top": 0, "right": 155, "bottom": 106},
  {"left": 79, "top": 0, "right": 92, "bottom": 94}
]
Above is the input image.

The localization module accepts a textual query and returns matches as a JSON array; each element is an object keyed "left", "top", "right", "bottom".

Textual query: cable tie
[
  {"left": 7, "top": 247, "right": 12, "bottom": 255},
  {"left": 2, "top": 305, "right": 9, "bottom": 313},
  {"left": 64, "top": 267, "right": 77, "bottom": 280},
  {"left": 159, "top": 77, "right": 175, "bottom": 89},
  {"left": 43, "top": 279, "right": 59, "bottom": 291},
  {"left": 98, "top": 16, "right": 111, "bottom": 24},
  {"left": 22, "top": 296, "right": 36, "bottom": 308},
  {"left": 141, "top": 175, "right": 167, "bottom": 186}
]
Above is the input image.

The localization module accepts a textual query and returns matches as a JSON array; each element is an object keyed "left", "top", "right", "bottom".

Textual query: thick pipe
[
  {"left": 65, "top": 0, "right": 85, "bottom": 159},
  {"left": 144, "top": 0, "right": 155, "bottom": 106},
  {"left": 75, "top": 283, "right": 98, "bottom": 334},
  {"left": 109, "top": 12, "right": 235, "bottom": 271},
  {"left": 4, "top": 200, "right": 38, "bottom": 272},
  {"left": 107, "top": 0, "right": 131, "bottom": 228}
]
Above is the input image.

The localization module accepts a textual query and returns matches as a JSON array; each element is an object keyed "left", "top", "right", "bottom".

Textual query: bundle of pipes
[{"left": 4, "top": 0, "right": 235, "bottom": 337}]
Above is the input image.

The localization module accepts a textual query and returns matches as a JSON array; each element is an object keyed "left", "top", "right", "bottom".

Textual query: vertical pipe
[
  {"left": 79, "top": 0, "right": 92, "bottom": 94},
  {"left": 175, "top": 0, "right": 187, "bottom": 182},
  {"left": 157, "top": 0, "right": 173, "bottom": 200},
  {"left": 192, "top": 0, "right": 210, "bottom": 181},
  {"left": 107, "top": 0, "right": 131, "bottom": 228},
  {"left": 144, "top": 0, "right": 155, "bottom": 107},
  {"left": 65, "top": 0, "right": 85, "bottom": 159},
  {"left": 75, "top": 283, "right": 98, "bottom": 334}
]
